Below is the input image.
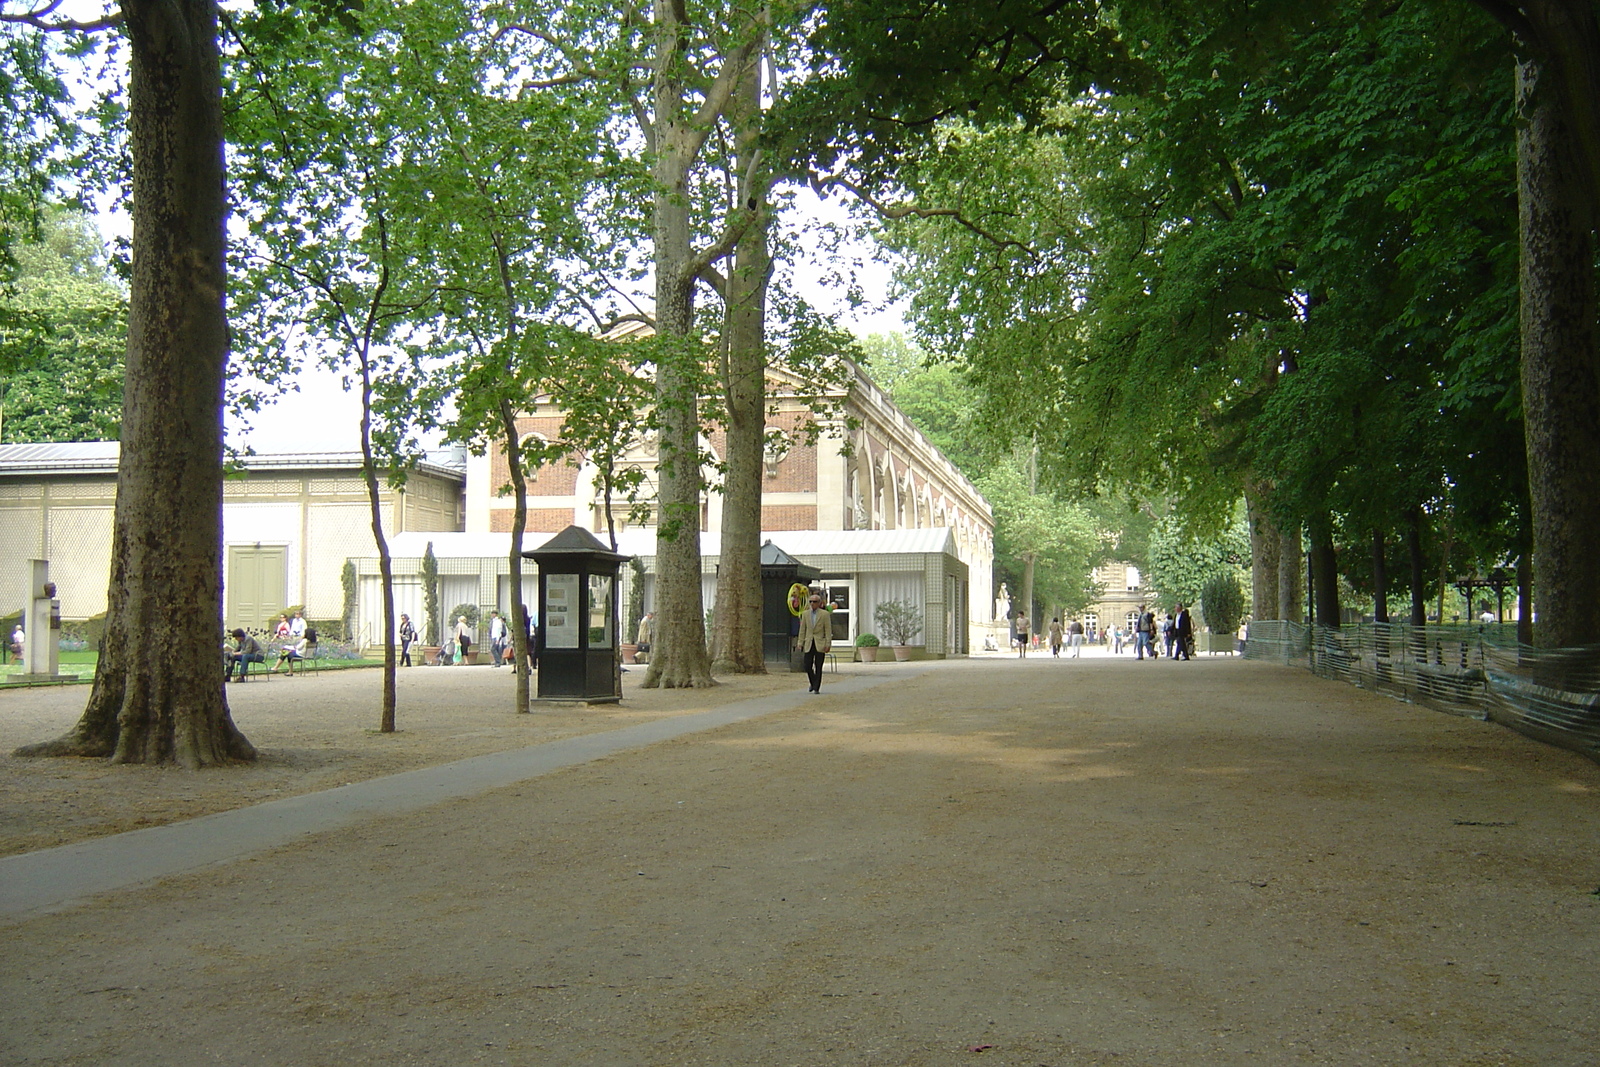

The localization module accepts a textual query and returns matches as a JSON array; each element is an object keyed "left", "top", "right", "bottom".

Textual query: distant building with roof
[
  {"left": 0, "top": 353, "right": 994, "bottom": 653},
  {"left": 0, "top": 442, "right": 465, "bottom": 629},
  {"left": 450, "top": 352, "right": 993, "bottom": 654}
]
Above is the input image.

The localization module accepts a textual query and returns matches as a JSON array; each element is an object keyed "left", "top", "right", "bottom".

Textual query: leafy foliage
[
  {"left": 0, "top": 208, "right": 125, "bottom": 441},
  {"left": 1200, "top": 571, "right": 1244, "bottom": 635},
  {"left": 872, "top": 598, "right": 922, "bottom": 646}
]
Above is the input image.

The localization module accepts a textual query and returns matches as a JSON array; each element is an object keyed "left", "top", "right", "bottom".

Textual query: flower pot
[
  {"left": 620, "top": 643, "right": 639, "bottom": 665},
  {"left": 856, "top": 646, "right": 878, "bottom": 663},
  {"left": 893, "top": 645, "right": 913, "bottom": 662},
  {"left": 423, "top": 645, "right": 442, "bottom": 666}
]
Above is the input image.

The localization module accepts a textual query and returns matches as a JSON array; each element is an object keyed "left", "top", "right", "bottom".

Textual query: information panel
[{"left": 544, "top": 573, "right": 580, "bottom": 648}]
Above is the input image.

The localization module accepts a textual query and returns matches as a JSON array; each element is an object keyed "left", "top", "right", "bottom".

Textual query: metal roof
[
  {"left": 383, "top": 527, "right": 961, "bottom": 562},
  {"left": 0, "top": 442, "right": 466, "bottom": 482}
]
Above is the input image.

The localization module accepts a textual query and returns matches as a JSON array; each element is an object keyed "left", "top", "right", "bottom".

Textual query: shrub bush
[{"left": 1200, "top": 571, "right": 1244, "bottom": 635}]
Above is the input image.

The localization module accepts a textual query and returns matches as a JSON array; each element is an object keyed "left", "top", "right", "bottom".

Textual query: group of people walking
[
  {"left": 396, "top": 610, "right": 532, "bottom": 671},
  {"left": 1010, "top": 602, "right": 1197, "bottom": 661}
]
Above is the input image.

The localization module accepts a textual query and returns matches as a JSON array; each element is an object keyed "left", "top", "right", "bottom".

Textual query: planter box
[
  {"left": 1204, "top": 633, "right": 1236, "bottom": 655},
  {"left": 856, "top": 646, "right": 878, "bottom": 662},
  {"left": 620, "top": 643, "right": 639, "bottom": 665},
  {"left": 892, "top": 646, "right": 914, "bottom": 662}
]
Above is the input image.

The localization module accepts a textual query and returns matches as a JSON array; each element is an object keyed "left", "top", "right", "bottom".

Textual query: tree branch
[
  {"left": 810, "top": 171, "right": 1039, "bottom": 262},
  {"left": 0, "top": 0, "right": 120, "bottom": 32}
]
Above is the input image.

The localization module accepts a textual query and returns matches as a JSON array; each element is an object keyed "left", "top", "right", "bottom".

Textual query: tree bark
[
  {"left": 1245, "top": 482, "right": 1280, "bottom": 620},
  {"left": 1516, "top": 52, "right": 1600, "bottom": 648},
  {"left": 358, "top": 337, "right": 398, "bottom": 732},
  {"left": 641, "top": 0, "right": 719, "bottom": 689},
  {"left": 500, "top": 399, "right": 532, "bottom": 710},
  {"left": 1370, "top": 527, "right": 1389, "bottom": 624},
  {"left": 1309, "top": 526, "right": 1340, "bottom": 627},
  {"left": 711, "top": 50, "right": 769, "bottom": 676},
  {"left": 1406, "top": 508, "right": 1428, "bottom": 627},
  {"left": 16, "top": 0, "right": 253, "bottom": 765},
  {"left": 1276, "top": 525, "right": 1302, "bottom": 624}
]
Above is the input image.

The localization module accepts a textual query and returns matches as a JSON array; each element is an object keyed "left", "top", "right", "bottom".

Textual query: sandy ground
[{"left": 2, "top": 652, "right": 1599, "bottom": 1066}]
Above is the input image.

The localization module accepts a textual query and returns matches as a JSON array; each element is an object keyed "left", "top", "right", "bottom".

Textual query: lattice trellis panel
[
  {"left": 46, "top": 507, "right": 114, "bottom": 620},
  {"left": 306, "top": 503, "right": 390, "bottom": 617}
]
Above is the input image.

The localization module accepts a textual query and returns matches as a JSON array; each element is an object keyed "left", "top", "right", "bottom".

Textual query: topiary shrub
[
  {"left": 448, "top": 603, "right": 481, "bottom": 633},
  {"left": 1200, "top": 571, "right": 1244, "bottom": 635},
  {"left": 855, "top": 633, "right": 880, "bottom": 647}
]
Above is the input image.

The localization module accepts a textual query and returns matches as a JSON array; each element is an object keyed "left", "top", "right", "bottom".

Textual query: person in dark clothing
[
  {"left": 1173, "top": 604, "right": 1194, "bottom": 660},
  {"left": 225, "top": 628, "right": 264, "bottom": 681}
]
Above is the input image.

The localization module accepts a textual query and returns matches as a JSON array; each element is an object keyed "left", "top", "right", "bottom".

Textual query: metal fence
[{"left": 1244, "top": 620, "right": 1600, "bottom": 763}]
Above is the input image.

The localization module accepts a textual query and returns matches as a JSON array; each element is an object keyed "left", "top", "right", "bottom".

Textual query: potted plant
[
  {"left": 855, "top": 633, "right": 880, "bottom": 663},
  {"left": 874, "top": 598, "right": 923, "bottom": 661},
  {"left": 421, "top": 542, "right": 442, "bottom": 665},
  {"left": 1200, "top": 571, "right": 1244, "bottom": 655}
]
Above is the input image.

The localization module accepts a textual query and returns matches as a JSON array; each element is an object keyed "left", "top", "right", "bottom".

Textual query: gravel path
[{"left": 3, "top": 654, "right": 1598, "bottom": 1066}]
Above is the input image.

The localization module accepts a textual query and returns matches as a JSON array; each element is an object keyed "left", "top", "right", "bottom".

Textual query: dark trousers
[
  {"left": 803, "top": 647, "right": 826, "bottom": 691},
  {"left": 400, "top": 640, "right": 412, "bottom": 667}
]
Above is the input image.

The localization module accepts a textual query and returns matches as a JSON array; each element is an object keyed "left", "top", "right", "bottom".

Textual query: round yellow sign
[{"left": 787, "top": 583, "right": 811, "bottom": 617}]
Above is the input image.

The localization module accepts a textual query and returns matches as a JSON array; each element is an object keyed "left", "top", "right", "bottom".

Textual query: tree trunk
[
  {"left": 16, "top": 0, "right": 253, "bottom": 765},
  {"left": 1246, "top": 482, "right": 1280, "bottom": 619},
  {"left": 1370, "top": 527, "right": 1389, "bottom": 624},
  {"left": 711, "top": 51, "right": 769, "bottom": 676},
  {"left": 642, "top": 2, "right": 715, "bottom": 689},
  {"left": 1277, "top": 525, "right": 1302, "bottom": 624},
  {"left": 1406, "top": 509, "right": 1427, "bottom": 627},
  {"left": 359, "top": 349, "right": 398, "bottom": 733},
  {"left": 499, "top": 399, "right": 532, "bottom": 710},
  {"left": 1516, "top": 54, "right": 1600, "bottom": 648},
  {"left": 1020, "top": 553, "right": 1036, "bottom": 636},
  {"left": 1309, "top": 528, "right": 1340, "bottom": 627}
]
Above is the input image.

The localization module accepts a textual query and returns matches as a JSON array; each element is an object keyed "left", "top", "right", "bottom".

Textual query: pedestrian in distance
[
  {"left": 398, "top": 613, "right": 416, "bottom": 667},
  {"left": 1048, "top": 617, "right": 1063, "bottom": 657},
  {"left": 488, "top": 610, "right": 508, "bottom": 667},
  {"left": 1015, "top": 610, "right": 1031, "bottom": 658},
  {"left": 795, "top": 591, "right": 832, "bottom": 693},
  {"left": 1135, "top": 604, "right": 1155, "bottom": 660},
  {"left": 1069, "top": 617, "right": 1084, "bottom": 657},
  {"left": 1174, "top": 604, "right": 1194, "bottom": 661}
]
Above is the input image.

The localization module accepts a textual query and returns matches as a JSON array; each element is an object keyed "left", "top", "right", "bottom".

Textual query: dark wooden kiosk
[
  {"left": 525, "top": 525, "right": 629, "bottom": 704},
  {"left": 760, "top": 539, "right": 821, "bottom": 673}
]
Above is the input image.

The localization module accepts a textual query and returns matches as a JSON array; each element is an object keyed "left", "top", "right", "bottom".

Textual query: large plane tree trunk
[
  {"left": 16, "top": 0, "right": 252, "bottom": 765},
  {"left": 711, "top": 49, "right": 770, "bottom": 676},
  {"left": 1246, "top": 482, "right": 1280, "bottom": 620},
  {"left": 1516, "top": 52, "right": 1600, "bottom": 648}
]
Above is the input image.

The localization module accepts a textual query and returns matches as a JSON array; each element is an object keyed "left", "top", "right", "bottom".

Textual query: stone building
[
  {"left": 455, "top": 350, "right": 995, "bottom": 652},
  {"left": 0, "top": 442, "right": 465, "bottom": 631}
]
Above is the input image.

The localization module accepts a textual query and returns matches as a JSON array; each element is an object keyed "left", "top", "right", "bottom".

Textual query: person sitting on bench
[{"left": 226, "top": 629, "right": 264, "bottom": 681}]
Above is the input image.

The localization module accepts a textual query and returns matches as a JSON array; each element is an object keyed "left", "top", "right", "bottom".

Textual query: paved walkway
[
  {"left": 3, "top": 656, "right": 1598, "bottom": 1066},
  {"left": 0, "top": 669, "right": 919, "bottom": 919}
]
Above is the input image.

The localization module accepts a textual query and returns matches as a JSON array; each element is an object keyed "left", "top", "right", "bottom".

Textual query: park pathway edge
[{"left": 0, "top": 669, "right": 923, "bottom": 920}]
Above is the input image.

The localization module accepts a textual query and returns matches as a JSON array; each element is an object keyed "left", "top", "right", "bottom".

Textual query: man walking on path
[
  {"left": 1014, "top": 610, "right": 1031, "bottom": 657},
  {"left": 795, "top": 591, "right": 832, "bottom": 693},
  {"left": 1069, "top": 617, "right": 1084, "bottom": 657},
  {"left": 1135, "top": 605, "right": 1154, "bottom": 660},
  {"left": 488, "top": 611, "right": 508, "bottom": 667},
  {"left": 1174, "top": 604, "right": 1194, "bottom": 660}
]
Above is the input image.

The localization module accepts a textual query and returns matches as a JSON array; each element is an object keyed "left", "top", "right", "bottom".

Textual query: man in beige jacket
[{"left": 795, "top": 591, "right": 833, "bottom": 693}]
